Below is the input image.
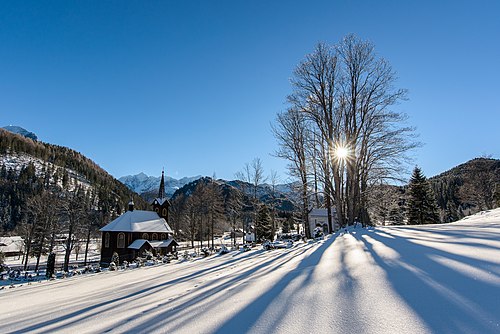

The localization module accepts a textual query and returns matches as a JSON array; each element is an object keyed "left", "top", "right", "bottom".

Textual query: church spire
[{"left": 158, "top": 168, "right": 165, "bottom": 199}]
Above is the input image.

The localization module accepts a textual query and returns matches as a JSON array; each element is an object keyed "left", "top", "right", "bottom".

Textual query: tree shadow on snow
[
  {"left": 353, "top": 229, "right": 500, "bottom": 334},
  {"left": 93, "top": 242, "right": 316, "bottom": 333},
  {"left": 8, "top": 248, "right": 309, "bottom": 333},
  {"left": 211, "top": 238, "right": 334, "bottom": 334}
]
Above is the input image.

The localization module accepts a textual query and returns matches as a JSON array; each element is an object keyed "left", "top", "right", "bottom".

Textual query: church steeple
[
  {"left": 158, "top": 168, "right": 165, "bottom": 199},
  {"left": 152, "top": 168, "right": 170, "bottom": 223}
]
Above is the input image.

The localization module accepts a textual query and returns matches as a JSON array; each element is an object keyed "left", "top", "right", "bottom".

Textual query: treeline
[
  {"left": 169, "top": 176, "right": 290, "bottom": 248},
  {"left": 367, "top": 159, "right": 500, "bottom": 225}
]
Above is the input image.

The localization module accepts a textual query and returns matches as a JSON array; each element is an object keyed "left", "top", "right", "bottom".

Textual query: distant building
[
  {"left": 308, "top": 208, "right": 338, "bottom": 234},
  {"left": 99, "top": 170, "right": 178, "bottom": 265},
  {"left": 0, "top": 236, "right": 24, "bottom": 257}
]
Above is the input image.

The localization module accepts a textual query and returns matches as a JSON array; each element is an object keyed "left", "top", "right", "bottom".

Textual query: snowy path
[{"left": 1, "top": 210, "right": 500, "bottom": 334}]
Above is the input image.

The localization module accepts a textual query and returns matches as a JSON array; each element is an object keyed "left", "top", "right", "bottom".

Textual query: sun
[{"left": 335, "top": 146, "right": 349, "bottom": 160}]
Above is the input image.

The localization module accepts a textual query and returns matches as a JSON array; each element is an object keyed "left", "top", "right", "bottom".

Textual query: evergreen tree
[
  {"left": 494, "top": 184, "right": 500, "bottom": 208},
  {"left": 281, "top": 215, "right": 291, "bottom": 233},
  {"left": 406, "top": 167, "right": 440, "bottom": 225},
  {"left": 256, "top": 205, "right": 273, "bottom": 241},
  {"left": 46, "top": 252, "right": 56, "bottom": 278}
]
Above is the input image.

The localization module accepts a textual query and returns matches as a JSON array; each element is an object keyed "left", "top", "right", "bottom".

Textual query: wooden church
[{"left": 100, "top": 170, "right": 178, "bottom": 266}]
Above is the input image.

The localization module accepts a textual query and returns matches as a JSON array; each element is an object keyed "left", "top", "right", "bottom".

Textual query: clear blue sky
[{"left": 1, "top": 0, "right": 499, "bottom": 181}]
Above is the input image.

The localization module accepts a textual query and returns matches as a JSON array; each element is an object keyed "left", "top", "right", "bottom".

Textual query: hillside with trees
[
  {"left": 0, "top": 129, "right": 146, "bottom": 270},
  {"left": 430, "top": 157, "right": 500, "bottom": 222},
  {"left": 366, "top": 159, "right": 500, "bottom": 225}
]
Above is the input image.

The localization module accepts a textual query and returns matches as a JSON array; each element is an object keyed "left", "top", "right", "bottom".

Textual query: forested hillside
[
  {"left": 430, "top": 158, "right": 500, "bottom": 222},
  {"left": 368, "top": 158, "right": 500, "bottom": 225},
  {"left": 0, "top": 128, "right": 146, "bottom": 232}
]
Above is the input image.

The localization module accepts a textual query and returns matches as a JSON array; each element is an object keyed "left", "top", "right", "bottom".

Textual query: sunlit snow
[{"left": 1, "top": 209, "right": 499, "bottom": 333}]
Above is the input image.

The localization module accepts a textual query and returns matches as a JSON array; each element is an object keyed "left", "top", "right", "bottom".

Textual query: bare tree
[
  {"left": 83, "top": 196, "right": 101, "bottom": 266},
  {"left": 225, "top": 186, "right": 243, "bottom": 246},
  {"left": 205, "top": 177, "right": 224, "bottom": 249},
  {"left": 284, "top": 35, "right": 418, "bottom": 226},
  {"left": 236, "top": 158, "right": 267, "bottom": 241},
  {"left": 59, "top": 186, "right": 86, "bottom": 272},
  {"left": 268, "top": 170, "right": 280, "bottom": 238},
  {"left": 170, "top": 194, "right": 187, "bottom": 238},
  {"left": 184, "top": 195, "right": 199, "bottom": 249},
  {"left": 272, "top": 109, "right": 313, "bottom": 237},
  {"left": 25, "top": 191, "right": 59, "bottom": 271}
]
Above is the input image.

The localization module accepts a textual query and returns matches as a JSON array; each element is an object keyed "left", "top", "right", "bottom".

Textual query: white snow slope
[{"left": 1, "top": 209, "right": 499, "bottom": 334}]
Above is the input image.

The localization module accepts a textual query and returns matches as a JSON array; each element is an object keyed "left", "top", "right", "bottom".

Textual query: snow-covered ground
[
  {"left": 1, "top": 209, "right": 499, "bottom": 333},
  {"left": 3, "top": 240, "right": 101, "bottom": 270}
]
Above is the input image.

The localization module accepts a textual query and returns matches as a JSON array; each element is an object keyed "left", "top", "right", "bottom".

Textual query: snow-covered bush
[
  {"left": 109, "top": 262, "right": 117, "bottom": 271},
  {"left": 218, "top": 244, "right": 229, "bottom": 255},
  {"left": 111, "top": 252, "right": 120, "bottom": 266},
  {"left": 143, "top": 250, "right": 153, "bottom": 260}
]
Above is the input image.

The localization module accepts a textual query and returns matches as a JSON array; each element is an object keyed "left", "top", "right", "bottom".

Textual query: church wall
[{"left": 100, "top": 230, "right": 174, "bottom": 266}]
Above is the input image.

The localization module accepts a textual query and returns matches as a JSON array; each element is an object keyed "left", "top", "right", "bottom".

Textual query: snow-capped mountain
[
  {"left": 119, "top": 173, "right": 202, "bottom": 197},
  {"left": 2, "top": 125, "right": 38, "bottom": 140}
]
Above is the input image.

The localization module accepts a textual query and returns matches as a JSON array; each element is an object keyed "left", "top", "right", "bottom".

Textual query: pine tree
[
  {"left": 406, "top": 167, "right": 440, "bottom": 225},
  {"left": 256, "top": 205, "right": 273, "bottom": 241}
]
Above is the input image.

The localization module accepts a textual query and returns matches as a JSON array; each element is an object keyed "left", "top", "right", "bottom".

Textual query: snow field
[{"left": 1, "top": 209, "right": 499, "bottom": 334}]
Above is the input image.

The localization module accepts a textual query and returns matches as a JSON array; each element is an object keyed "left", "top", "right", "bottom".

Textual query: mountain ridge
[
  {"left": 2, "top": 125, "right": 38, "bottom": 141},
  {"left": 119, "top": 173, "right": 203, "bottom": 198}
]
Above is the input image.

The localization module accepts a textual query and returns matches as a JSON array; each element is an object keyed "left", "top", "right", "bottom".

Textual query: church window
[
  {"left": 117, "top": 233, "right": 125, "bottom": 248},
  {"left": 161, "top": 233, "right": 166, "bottom": 240},
  {"left": 155, "top": 208, "right": 159, "bottom": 213},
  {"left": 152, "top": 233, "right": 158, "bottom": 240},
  {"left": 162, "top": 208, "right": 167, "bottom": 217},
  {"left": 142, "top": 233, "right": 149, "bottom": 240},
  {"left": 105, "top": 233, "right": 110, "bottom": 248}
]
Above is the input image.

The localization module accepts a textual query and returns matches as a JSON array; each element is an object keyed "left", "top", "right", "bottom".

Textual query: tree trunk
[
  {"left": 23, "top": 237, "right": 32, "bottom": 271},
  {"left": 35, "top": 253, "right": 41, "bottom": 272},
  {"left": 301, "top": 183, "right": 310, "bottom": 238},
  {"left": 63, "top": 228, "right": 73, "bottom": 272},
  {"left": 84, "top": 228, "right": 91, "bottom": 266}
]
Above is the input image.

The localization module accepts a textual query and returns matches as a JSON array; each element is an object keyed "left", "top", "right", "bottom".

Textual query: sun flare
[{"left": 335, "top": 146, "right": 349, "bottom": 159}]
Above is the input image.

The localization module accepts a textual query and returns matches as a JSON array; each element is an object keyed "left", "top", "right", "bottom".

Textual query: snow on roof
[
  {"left": 149, "top": 239, "right": 179, "bottom": 248},
  {"left": 100, "top": 210, "right": 173, "bottom": 233},
  {"left": 309, "top": 208, "right": 337, "bottom": 217},
  {"left": 152, "top": 197, "right": 169, "bottom": 206},
  {"left": 127, "top": 239, "right": 150, "bottom": 250},
  {"left": 0, "top": 236, "right": 24, "bottom": 253}
]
